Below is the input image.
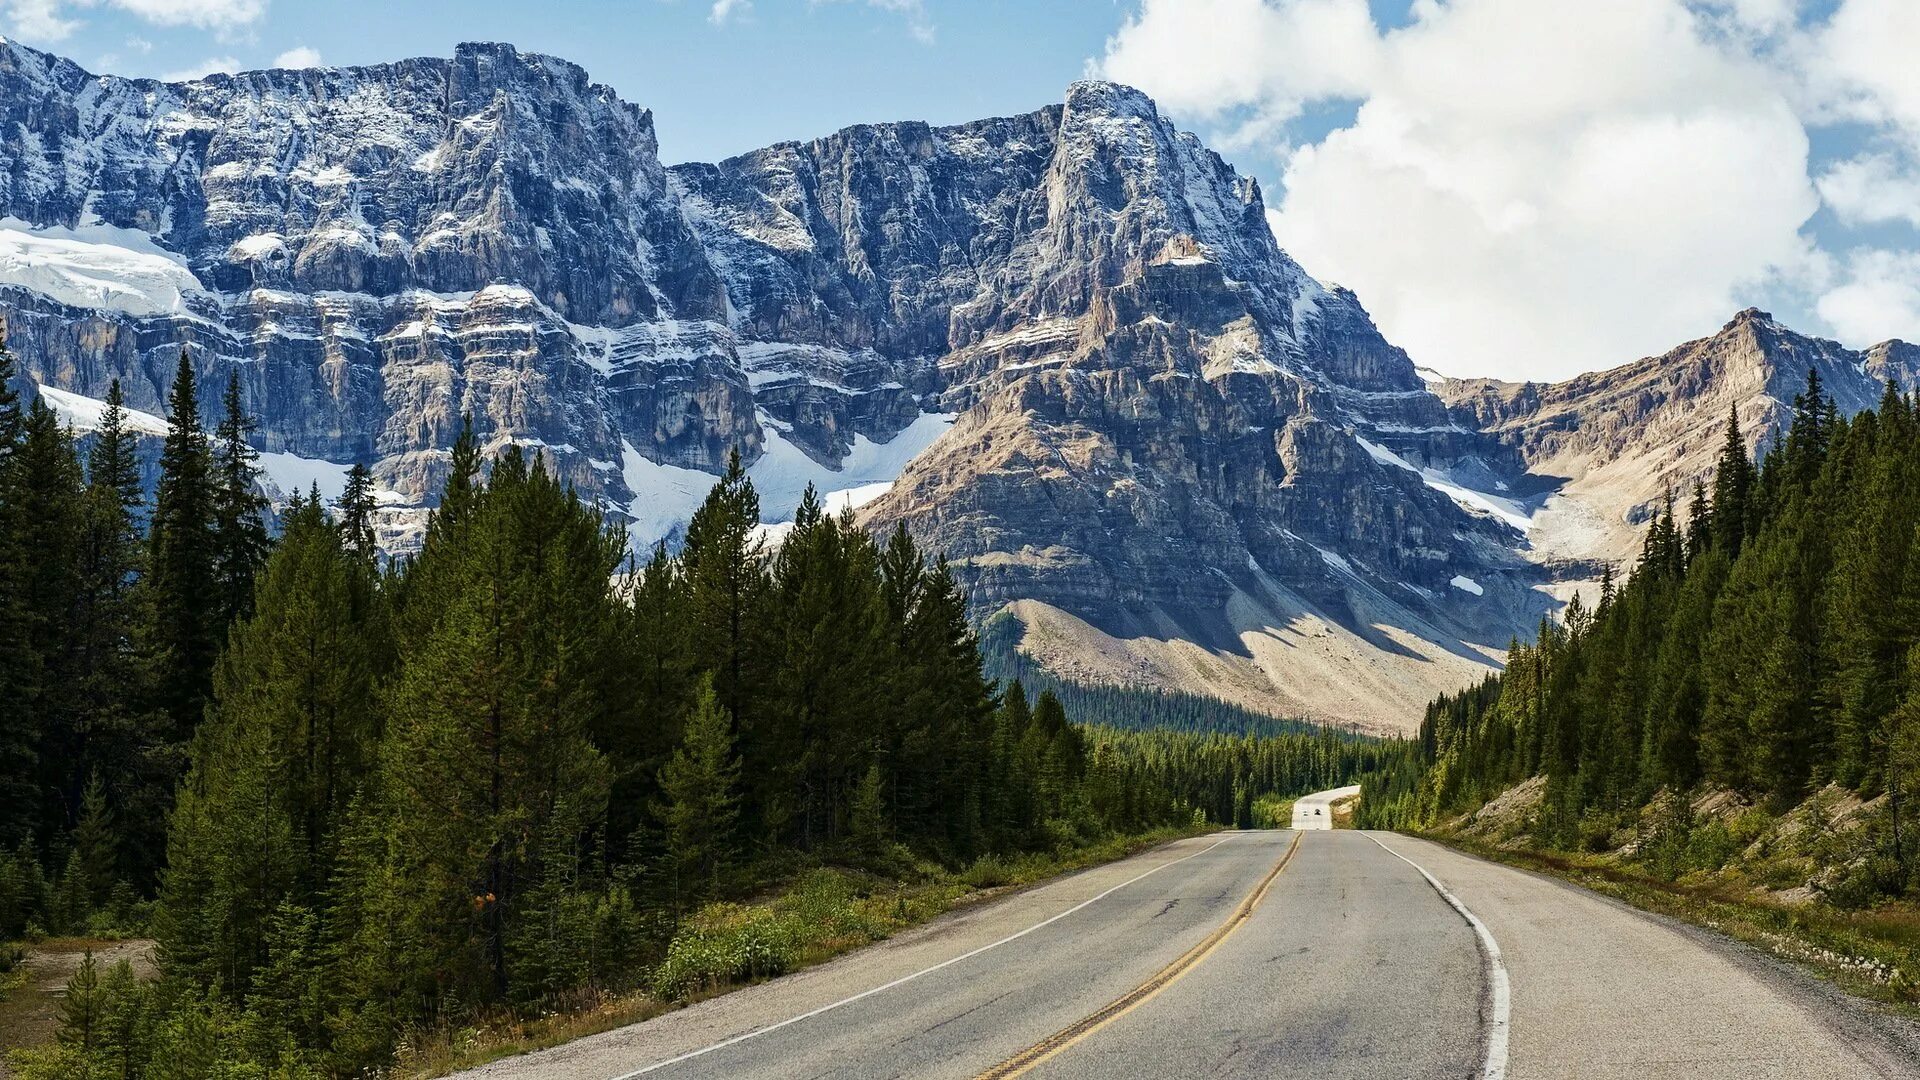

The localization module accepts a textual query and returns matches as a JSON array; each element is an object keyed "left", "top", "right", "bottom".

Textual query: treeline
[
  {"left": 0, "top": 338, "right": 1386, "bottom": 1076},
  {"left": 1088, "top": 726, "right": 1406, "bottom": 829},
  {"left": 980, "top": 614, "right": 1336, "bottom": 738},
  {"left": 0, "top": 347, "right": 277, "bottom": 939},
  {"left": 1358, "top": 373, "right": 1920, "bottom": 899}
]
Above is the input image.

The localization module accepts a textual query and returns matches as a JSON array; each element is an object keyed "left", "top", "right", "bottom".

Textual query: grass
[
  {"left": 395, "top": 824, "right": 1213, "bottom": 1078},
  {"left": 1427, "top": 833, "right": 1920, "bottom": 1009}
]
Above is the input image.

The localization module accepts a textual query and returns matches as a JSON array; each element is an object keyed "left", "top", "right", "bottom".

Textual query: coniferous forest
[
  {"left": 1359, "top": 371, "right": 1920, "bottom": 906},
  {"left": 0, "top": 341, "right": 1393, "bottom": 1076}
]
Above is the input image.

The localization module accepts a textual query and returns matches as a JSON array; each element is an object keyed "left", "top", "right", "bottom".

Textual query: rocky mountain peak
[{"left": 6, "top": 39, "right": 1911, "bottom": 733}]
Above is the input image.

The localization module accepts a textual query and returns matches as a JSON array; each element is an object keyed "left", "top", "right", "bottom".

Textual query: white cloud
[
  {"left": 709, "top": 0, "right": 749, "bottom": 24},
  {"left": 272, "top": 44, "right": 320, "bottom": 69},
  {"left": 1102, "top": 0, "right": 1835, "bottom": 379},
  {"left": 160, "top": 54, "right": 238, "bottom": 81},
  {"left": 3, "top": 0, "right": 262, "bottom": 44},
  {"left": 4, "top": 0, "right": 83, "bottom": 41},
  {"left": 106, "top": 0, "right": 265, "bottom": 31},
  {"left": 1816, "top": 153, "right": 1920, "bottom": 228},
  {"left": 1101, "top": 0, "right": 1375, "bottom": 124},
  {"left": 1817, "top": 248, "right": 1920, "bottom": 344}
]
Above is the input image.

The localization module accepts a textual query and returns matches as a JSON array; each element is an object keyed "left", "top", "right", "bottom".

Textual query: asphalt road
[
  {"left": 453, "top": 811, "right": 1920, "bottom": 1079},
  {"left": 1290, "top": 784, "right": 1361, "bottom": 830}
]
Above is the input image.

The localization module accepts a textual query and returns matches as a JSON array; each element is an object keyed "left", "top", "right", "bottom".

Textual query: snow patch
[
  {"left": 1450, "top": 575, "right": 1485, "bottom": 596},
  {"left": 751, "top": 411, "right": 956, "bottom": 523},
  {"left": 34, "top": 384, "right": 168, "bottom": 436},
  {"left": 256, "top": 451, "right": 358, "bottom": 503},
  {"left": 1355, "top": 434, "right": 1535, "bottom": 533},
  {"left": 621, "top": 440, "right": 714, "bottom": 548},
  {"left": 0, "top": 217, "right": 203, "bottom": 316}
]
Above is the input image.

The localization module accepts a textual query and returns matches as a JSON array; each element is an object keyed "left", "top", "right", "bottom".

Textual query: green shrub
[{"left": 650, "top": 906, "right": 794, "bottom": 1000}]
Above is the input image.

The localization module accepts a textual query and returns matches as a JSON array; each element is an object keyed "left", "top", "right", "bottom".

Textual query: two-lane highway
[{"left": 454, "top": 793, "right": 1920, "bottom": 1079}]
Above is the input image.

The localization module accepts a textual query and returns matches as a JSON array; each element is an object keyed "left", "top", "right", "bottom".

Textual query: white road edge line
[
  {"left": 609, "top": 832, "right": 1245, "bottom": 1079},
  {"left": 1367, "top": 834, "right": 1510, "bottom": 1080}
]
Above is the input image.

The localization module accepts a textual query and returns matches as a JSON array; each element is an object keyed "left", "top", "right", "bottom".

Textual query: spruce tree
[
  {"left": 13, "top": 399, "right": 87, "bottom": 849},
  {"left": 680, "top": 449, "right": 768, "bottom": 834},
  {"left": 146, "top": 350, "right": 220, "bottom": 742},
  {"left": 335, "top": 462, "right": 378, "bottom": 559},
  {"left": 355, "top": 449, "right": 620, "bottom": 1006},
  {"left": 1710, "top": 405, "right": 1754, "bottom": 556},
  {"left": 0, "top": 335, "right": 30, "bottom": 850},
  {"left": 70, "top": 381, "right": 149, "bottom": 857},
  {"left": 656, "top": 677, "right": 741, "bottom": 905},
  {"left": 211, "top": 372, "right": 271, "bottom": 629}
]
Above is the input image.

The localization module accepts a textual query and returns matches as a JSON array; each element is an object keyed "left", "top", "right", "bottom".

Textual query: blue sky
[{"left": 3, "top": 0, "right": 1918, "bottom": 380}]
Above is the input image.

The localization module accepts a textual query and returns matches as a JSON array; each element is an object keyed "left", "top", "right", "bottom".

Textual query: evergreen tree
[
  {"left": 69, "top": 774, "right": 118, "bottom": 912},
  {"left": 1710, "top": 405, "right": 1754, "bottom": 556},
  {"left": 680, "top": 449, "right": 768, "bottom": 834},
  {"left": 211, "top": 372, "right": 271, "bottom": 629},
  {"left": 73, "top": 379, "right": 148, "bottom": 800},
  {"left": 655, "top": 678, "right": 741, "bottom": 905},
  {"left": 146, "top": 350, "right": 220, "bottom": 742},
  {"left": 0, "top": 333, "right": 31, "bottom": 850},
  {"left": 352, "top": 449, "right": 621, "bottom": 1007},
  {"left": 336, "top": 462, "right": 378, "bottom": 560},
  {"left": 5, "top": 399, "right": 85, "bottom": 848}
]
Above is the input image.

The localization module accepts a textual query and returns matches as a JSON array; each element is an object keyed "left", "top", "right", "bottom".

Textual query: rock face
[
  {"left": 1441, "top": 309, "right": 1920, "bottom": 569},
  {"left": 1, "top": 40, "right": 1911, "bottom": 731}
]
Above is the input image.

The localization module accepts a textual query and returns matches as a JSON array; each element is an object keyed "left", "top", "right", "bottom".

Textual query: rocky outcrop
[
  {"left": 7, "top": 41, "right": 1906, "bottom": 732},
  {"left": 1441, "top": 309, "right": 1920, "bottom": 566}
]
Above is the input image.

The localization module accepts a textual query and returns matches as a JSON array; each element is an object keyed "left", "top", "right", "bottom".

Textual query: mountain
[
  {"left": 1441, "top": 309, "right": 1920, "bottom": 568},
  {"left": 0, "top": 39, "right": 1911, "bottom": 733}
]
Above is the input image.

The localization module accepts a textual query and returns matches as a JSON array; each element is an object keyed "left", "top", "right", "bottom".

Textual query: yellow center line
[{"left": 973, "top": 830, "right": 1304, "bottom": 1080}]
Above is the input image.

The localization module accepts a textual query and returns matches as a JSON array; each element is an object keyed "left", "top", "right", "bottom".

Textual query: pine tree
[
  {"left": 655, "top": 678, "right": 741, "bottom": 905},
  {"left": 211, "top": 372, "right": 271, "bottom": 629},
  {"left": 13, "top": 397, "right": 86, "bottom": 849},
  {"left": 56, "top": 951, "right": 107, "bottom": 1054},
  {"left": 146, "top": 350, "right": 220, "bottom": 742},
  {"left": 615, "top": 542, "right": 695, "bottom": 865},
  {"left": 680, "top": 448, "right": 768, "bottom": 834},
  {"left": 354, "top": 450, "right": 620, "bottom": 1006},
  {"left": 1711, "top": 405, "right": 1754, "bottom": 556},
  {"left": 69, "top": 775, "right": 117, "bottom": 911},
  {"left": 335, "top": 462, "right": 378, "bottom": 559},
  {"left": 0, "top": 333, "right": 32, "bottom": 851}
]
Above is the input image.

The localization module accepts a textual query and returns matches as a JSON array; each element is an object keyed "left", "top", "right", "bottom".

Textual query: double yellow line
[{"left": 974, "top": 831, "right": 1304, "bottom": 1079}]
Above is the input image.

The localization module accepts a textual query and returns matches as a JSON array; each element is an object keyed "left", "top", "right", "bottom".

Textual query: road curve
[
  {"left": 449, "top": 822, "right": 1920, "bottom": 1079},
  {"left": 1290, "top": 784, "right": 1361, "bottom": 830}
]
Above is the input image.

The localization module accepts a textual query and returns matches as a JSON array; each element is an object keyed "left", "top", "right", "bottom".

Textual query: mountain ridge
[{"left": 0, "top": 38, "right": 1911, "bottom": 731}]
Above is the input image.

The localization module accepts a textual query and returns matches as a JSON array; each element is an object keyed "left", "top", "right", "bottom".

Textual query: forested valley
[
  {"left": 0, "top": 340, "right": 1395, "bottom": 1077},
  {"left": 1360, "top": 371, "right": 1920, "bottom": 910}
]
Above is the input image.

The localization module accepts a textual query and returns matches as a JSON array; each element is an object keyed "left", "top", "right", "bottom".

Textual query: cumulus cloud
[
  {"left": 4, "top": 0, "right": 83, "bottom": 41},
  {"left": 106, "top": 0, "right": 265, "bottom": 31},
  {"left": 3, "top": 0, "right": 263, "bottom": 44},
  {"left": 1817, "top": 153, "right": 1920, "bottom": 228},
  {"left": 271, "top": 44, "right": 319, "bottom": 69},
  {"left": 1097, "top": 0, "right": 1920, "bottom": 376},
  {"left": 708, "top": 0, "right": 749, "bottom": 24},
  {"left": 160, "top": 53, "right": 237, "bottom": 81},
  {"left": 1817, "top": 249, "right": 1920, "bottom": 344},
  {"left": 1104, "top": 0, "right": 1826, "bottom": 379}
]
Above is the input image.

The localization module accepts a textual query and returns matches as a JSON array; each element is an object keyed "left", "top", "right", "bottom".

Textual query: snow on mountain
[
  {"left": 6, "top": 39, "right": 1904, "bottom": 732},
  {"left": 34, "top": 382, "right": 168, "bottom": 435},
  {"left": 0, "top": 219, "right": 205, "bottom": 316}
]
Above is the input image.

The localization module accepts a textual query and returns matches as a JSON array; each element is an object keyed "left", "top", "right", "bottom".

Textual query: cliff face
[
  {"left": 4, "top": 40, "right": 1908, "bottom": 731},
  {"left": 1440, "top": 309, "right": 1920, "bottom": 567}
]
